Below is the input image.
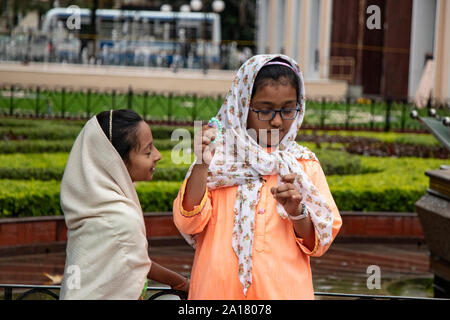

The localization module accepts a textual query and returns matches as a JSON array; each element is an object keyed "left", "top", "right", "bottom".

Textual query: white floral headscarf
[{"left": 182, "top": 54, "right": 333, "bottom": 295}]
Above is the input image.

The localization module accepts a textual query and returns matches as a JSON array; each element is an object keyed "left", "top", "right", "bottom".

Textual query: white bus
[{"left": 41, "top": 7, "right": 222, "bottom": 67}]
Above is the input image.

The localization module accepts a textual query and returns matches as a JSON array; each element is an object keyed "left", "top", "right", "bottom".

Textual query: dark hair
[
  {"left": 96, "top": 109, "right": 143, "bottom": 163},
  {"left": 251, "top": 57, "right": 299, "bottom": 101}
]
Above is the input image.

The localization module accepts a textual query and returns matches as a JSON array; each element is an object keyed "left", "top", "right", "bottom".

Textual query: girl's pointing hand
[{"left": 271, "top": 174, "right": 303, "bottom": 216}]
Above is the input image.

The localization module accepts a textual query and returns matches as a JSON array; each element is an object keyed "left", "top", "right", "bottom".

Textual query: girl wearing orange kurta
[{"left": 173, "top": 54, "right": 342, "bottom": 299}]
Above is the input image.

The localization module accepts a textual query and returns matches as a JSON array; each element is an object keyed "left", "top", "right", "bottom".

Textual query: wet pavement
[{"left": 0, "top": 241, "right": 433, "bottom": 298}]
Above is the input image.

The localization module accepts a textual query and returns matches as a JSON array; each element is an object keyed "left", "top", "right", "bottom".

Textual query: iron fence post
[
  {"left": 128, "top": 86, "right": 133, "bottom": 110},
  {"left": 321, "top": 97, "right": 326, "bottom": 129},
  {"left": 61, "top": 88, "right": 66, "bottom": 118},
  {"left": 86, "top": 89, "right": 91, "bottom": 117},
  {"left": 385, "top": 98, "right": 392, "bottom": 132},
  {"left": 168, "top": 93, "right": 173, "bottom": 122},
  {"left": 192, "top": 94, "right": 197, "bottom": 121},
  {"left": 427, "top": 95, "right": 432, "bottom": 111},
  {"left": 151, "top": 92, "right": 156, "bottom": 120},
  {"left": 370, "top": 100, "right": 375, "bottom": 130},
  {"left": 112, "top": 89, "right": 116, "bottom": 110},
  {"left": 35, "top": 86, "right": 40, "bottom": 117},
  {"left": 400, "top": 100, "right": 407, "bottom": 132},
  {"left": 345, "top": 96, "right": 351, "bottom": 130},
  {"left": 9, "top": 85, "right": 14, "bottom": 116},
  {"left": 143, "top": 91, "right": 148, "bottom": 120},
  {"left": 4, "top": 287, "right": 12, "bottom": 300}
]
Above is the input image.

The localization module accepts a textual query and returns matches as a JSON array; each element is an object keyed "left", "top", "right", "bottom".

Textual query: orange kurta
[{"left": 173, "top": 157, "right": 342, "bottom": 300}]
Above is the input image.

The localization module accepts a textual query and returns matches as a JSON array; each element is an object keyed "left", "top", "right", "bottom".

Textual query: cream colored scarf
[{"left": 60, "top": 116, "right": 151, "bottom": 299}]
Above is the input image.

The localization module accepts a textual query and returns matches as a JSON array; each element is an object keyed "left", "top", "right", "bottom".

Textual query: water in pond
[{"left": 0, "top": 242, "right": 433, "bottom": 299}]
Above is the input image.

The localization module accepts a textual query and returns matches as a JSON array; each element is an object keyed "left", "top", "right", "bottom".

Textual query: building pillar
[
  {"left": 408, "top": 0, "right": 437, "bottom": 100},
  {"left": 306, "top": 0, "right": 321, "bottom": 79},
  {"left": 297, "top": 0, "right": 310, "bottom": 73},
  {"left": 284, "top": 0, "right": 296, "bottom": 57},
  {"left": 318, "top": 0, "right": 333, "bottom": 79},
  {"left": 434, "top": 0, "right": 450, "bottom": 101},
  {"left": 257, "top": 0, "right": 334, "bottom": 83},
  {"left": 256, "top": 0, "right": 270, "bottom": 54},
  {"left": 284, "top": 0, "right": 304, "bottom": 64},
  {"left": 297, "top": 0, "right": 330, "bottom": 80},
  {"left": 268, "top": 0, "right": 277, "bottom": 53}
]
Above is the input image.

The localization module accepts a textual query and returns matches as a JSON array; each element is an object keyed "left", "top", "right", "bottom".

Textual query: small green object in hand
[{"left": 208, "top": 117, "right": 223, "bottom": 143}]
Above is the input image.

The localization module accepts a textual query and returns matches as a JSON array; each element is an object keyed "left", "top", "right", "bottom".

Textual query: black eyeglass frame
[{"left": 248, "top": 106, "right": 301, "bottom": 121}]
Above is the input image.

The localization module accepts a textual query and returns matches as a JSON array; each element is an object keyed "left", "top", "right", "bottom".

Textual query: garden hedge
[
  {"left": 0, "top": 149, "right": 368, "bottom": 181},
  {"left": 0, "top": 138, "right": 190, "bottom": 154},
  {"left": 0, "top": 167, "right": 188, "bottom": 182},
  {"left": 0, "top": 118, "right": 447, "bottom": 217},
  {"left": 0, "top": 180, "right": 181, "bottom": 218},
  {"left": 0, "top": 126, "right": 82, "bottom": 140},
  {"left": 0, "top": 125, "right": 192, "bottom": 141},
  {"left": 0, "top": 119, "right": 85, "bottom": 128},
  {"left": 0, "top": 140, "right": 75, "bottom": 154},
  {"left": 1, "top": 152, "right": 446, "bottom": 217},
  {"left": 302, "top": 129, "right": 440, "bottom": 146},
  {"left": 0, "top": 178, "right": 431, "bottom": 218}
]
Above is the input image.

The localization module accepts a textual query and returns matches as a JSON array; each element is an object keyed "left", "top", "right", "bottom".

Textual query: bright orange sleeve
[
  {"left": 173, "top": 178, "right": 213, "bottom": 235},
  {"left": 295, "top": 159, "right": 342, "bottom": 257}
]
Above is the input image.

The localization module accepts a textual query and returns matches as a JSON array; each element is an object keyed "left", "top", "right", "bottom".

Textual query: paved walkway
[
  {"left": 0, "top": 242, "right": 433, "bottom": 298},
  {"left": 0, "top": 62, "right": 348, "bottom": 97}
]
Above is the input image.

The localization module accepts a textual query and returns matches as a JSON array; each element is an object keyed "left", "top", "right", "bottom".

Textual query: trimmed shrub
[
  {"left": 136, "top": 181, "right": 181, "bottom": 213},
  {"left": 314, "top": 150, "right": 377, "bottom": 175},
  {"left": 0, "top": 152, "right": 69, "bottom": 169},
  {"left": 152, "top": 167, "right": 187, "bottom": 181},
  {"left": 154, "top": 139, "right": 192, "bottom": 151},
  {"left": 0, "top": 178, "right": 431, "bottom": 218},
  {"left": 0, "top": 138, "right": 189, "bottom": 154},
  {"left": 150, "top": 126, "right": 194, "bottom": 140},
  {"left": 0, "top": 180, "right": 62, "bottom": 218},
  {"left": 0, "top": 167, "right": 64, "bottom": 180},
  {"left": 1, "top": 156, "right": 445, "bottom": 217},
  {"left": 302, "top": 130, "right": 439, "bottom": 147},
  {"left": 0, "top": 126, "right": 82, "bottom": 140},
  {"left": 327, "top": 156, "right": 447, "bottom": 212},
  {"left": 0, "top": 180, "right": 183, "bottom": 218},
  {"left": 331, "top": 186, "right": 424, "bottom": 212},
  {"left": 0, "top": 149, "right": 370, "bottom": 181},
  {"left": 0, "top": 118, "right": 85, "bottom": 128},
  {"left": 0, "top": 140, "right": 75, "bottom": 154},
  {"left": 0, "top": 166, "right": 189, "bottom": 182}
]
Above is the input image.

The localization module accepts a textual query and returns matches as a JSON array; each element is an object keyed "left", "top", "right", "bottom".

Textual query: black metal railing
[
  {"left": 0, "top": 284, "right": 187, "bottom": 300},
  {"left": 1, "top": 284, "right": 447, "bottom": 300},
  {"left": 313, "top": 292, "right": 448, "bottom": 300},
  {"left": 1, "top": 84, "right": 449, "bottom": 132}
]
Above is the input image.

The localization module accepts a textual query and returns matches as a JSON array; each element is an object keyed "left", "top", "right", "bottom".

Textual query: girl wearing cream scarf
[{"left": 60, "top": 109, "right": 188, "bottom": 299}]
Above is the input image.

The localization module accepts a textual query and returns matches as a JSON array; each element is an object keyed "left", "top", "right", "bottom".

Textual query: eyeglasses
[{"left": 249, "top": 106, "right": 301, "bottom": 121}]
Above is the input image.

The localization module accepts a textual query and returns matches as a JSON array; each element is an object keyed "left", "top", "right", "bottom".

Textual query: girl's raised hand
[
  {"left": 194, "top": 124, "right": 218, "bottom": 166},
  {"left": 270, "top": 174, "right": 303, "bottom": 216}
]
